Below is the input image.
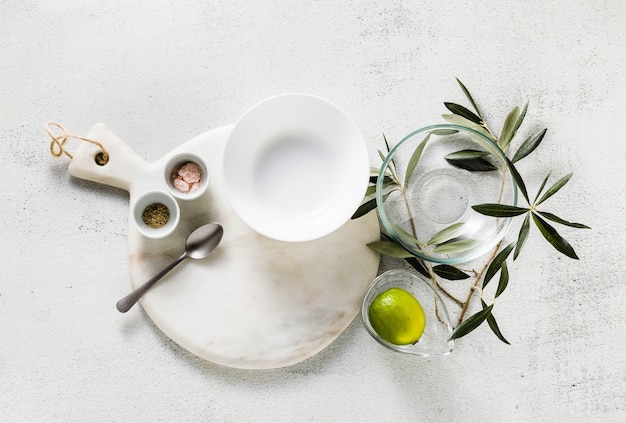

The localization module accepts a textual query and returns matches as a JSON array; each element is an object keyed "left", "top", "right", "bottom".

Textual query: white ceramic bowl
[
  {"left": 223, "top": 93, "right": 370, "bottom": 242},
  {"left": 132, "top": 190, "right": 180, "bottom": 239},
  {"left": 164, "top": 152, "right": 209, "bottom": 201}
]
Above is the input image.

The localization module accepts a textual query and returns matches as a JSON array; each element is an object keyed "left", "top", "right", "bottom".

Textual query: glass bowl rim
[{"left": 375, "top": 124, "right": 518, "bottom": 264}]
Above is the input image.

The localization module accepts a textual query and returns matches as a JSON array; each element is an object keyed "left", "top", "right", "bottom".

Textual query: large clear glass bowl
[
  {"left": 361, "top": 269, "right": 454, "bottom": 356},
  {"left": 376, "top": 124, "right": 517, "bottom": 264}
]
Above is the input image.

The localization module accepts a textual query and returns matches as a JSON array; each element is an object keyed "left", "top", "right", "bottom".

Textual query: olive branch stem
[
  {"left": 425, "top": 260, "right": 464, "bottom": 307},
  {"left": 456, "top": 240, "right": 502, "bottom": 325}
]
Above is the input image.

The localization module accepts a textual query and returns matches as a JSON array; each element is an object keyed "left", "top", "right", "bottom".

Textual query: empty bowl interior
[{"left": 223, "top": 94, "right": 369, "bottom": 242}]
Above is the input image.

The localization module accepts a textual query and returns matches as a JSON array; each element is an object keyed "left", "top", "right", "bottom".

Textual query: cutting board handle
[{"left": 67, "top": 123, "right": 149, "bottom": 191}]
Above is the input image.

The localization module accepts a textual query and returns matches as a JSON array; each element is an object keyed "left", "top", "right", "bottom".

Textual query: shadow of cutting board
[{"left": 67, "top": 123, "right": 380, "bottom": 369}]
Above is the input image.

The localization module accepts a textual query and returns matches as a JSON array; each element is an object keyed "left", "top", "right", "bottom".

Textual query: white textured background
[{"left": 1, "top": 1, "right": 625, "bottom": 421}]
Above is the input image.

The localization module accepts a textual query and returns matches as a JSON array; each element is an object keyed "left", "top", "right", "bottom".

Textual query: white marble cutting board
[{"left": 66, "top": 123, "right": 380, "bottom": 369}]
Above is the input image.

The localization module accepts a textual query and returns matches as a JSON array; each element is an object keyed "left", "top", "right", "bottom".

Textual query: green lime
[{"left": 368, "top": 287, "right": 426, "bottom": 345}]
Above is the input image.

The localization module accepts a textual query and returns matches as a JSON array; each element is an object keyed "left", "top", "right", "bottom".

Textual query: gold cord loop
[{"left": 46, "top": 121, "right": 109, "bottom": 165}]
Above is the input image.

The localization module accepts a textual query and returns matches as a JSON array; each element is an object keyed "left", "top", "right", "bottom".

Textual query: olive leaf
[
  {"left": 499, "top": 106, "right": 519, "bottom": 152},
  {"left": 512, "top": 102, "right": 528, "bottom": 138},
  {"left": 537, "top": 211, "right": 591, "bottom": 229},
  {"left": 482, "top": 299, "right": 510, "bottom": 345},
  {"left": 495, "top": 261, "right": 509, "bottom": 298},
  {"left": 472, "top": 203, "right": 529, "bottom": 217},
  {"left": 505, "top": 157, "right": 530, "bottom": 204},
  {"left": 382, "top": 132, "right": 392, "bottom": 153},
  {"left": 512, "top": 128, "right": 547, "bottom": 163},
  {"left": 404, "top": 256, "right": 430, "bottom": 278},
  {"left": 444, "top": 102, "right": 482, "bottom": 125},
  {"left": 352, "top": 197, "right": 378, "bottom": 219},
  {"left": 432, "top": 239, "right": 479, "bottom": 253},
  {"left": 404, "top": 133, "right": 430, "bottom": 187},
  {"left": 426, "top": 222, "right": 466, "bottom": 246},
  {"left": 448, "top": 304, "right": 493, "bottom": 341},
  {"left": 366, "top": 241, "right": 413, "bottom": 258},
  {"left": 483, "top": 243, "right": 515, "bottom": 287},
  {"left": 365, "top": 178, "right": 395, "bottom": 196},
  {"left": 433, "top": 264, "right": 470, "bottom": 280},
  {"left": 456, "top": 77, "right": 482, "bottom": 118},
  {"left": 377, "top": 233, "right": 430, "bottom": 278},
  {"left": 445, "top": 155, "right": 497, "bottom": 171},
  {"left": 513, "top": 213, "right": 531, "bottom": 260},
  {"left": 369, "top": 173, "right": 393, "bottom": 185},
  {"left": 499, "top": 103, "right": 527, "bottom": 152},
  {"left": 444, "top": 149, "right": 490, "bottom": 160},
  {"left": 430, "top": 129, "right": 458, "bottom": 136},
  {"left": 533, "top": 172, "right": 552, "bottom": 203},
  {"left": 531, "top": 212, "right": 579, "bottom": 259},
  {"left": 536, "top": 173, "right": 573, "bottom": 205},
  {"left": 392, "top": 224, "right": 421, "bottom": 245},
  {"left": 382, "top": 133, "right": 398, "bottom": 174},
  {"left": 442, "top": 114, "right": 494, "bottom": 141},
  {"left": 351, "top": 192, "right": 391, "bottom": 219}
]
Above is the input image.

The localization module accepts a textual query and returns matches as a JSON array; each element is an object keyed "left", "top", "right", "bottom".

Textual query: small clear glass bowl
[
  {"left": 376, "top": 124, "right": 518, "bottom": 264},
  {"left": 361, "top": 269, "right": 454, "bottom": 356}
]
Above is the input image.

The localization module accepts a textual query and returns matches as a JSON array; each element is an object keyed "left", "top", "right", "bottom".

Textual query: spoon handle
[{"left": 116, "top": 253, "right": 186, "bottom": 313}]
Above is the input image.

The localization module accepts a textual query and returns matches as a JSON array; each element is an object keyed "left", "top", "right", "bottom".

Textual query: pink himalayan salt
[
  {"left": 172, "top": 162, "right": 203, "bottom": 193},
  {"left": 178, "top": 163, "right": 202, "bottom": 183},
  {"left": 173, "top": 178, "right": 190, "bottom": 193}
]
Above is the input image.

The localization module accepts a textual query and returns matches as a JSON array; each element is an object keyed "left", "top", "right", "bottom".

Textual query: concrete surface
[{"left": 1, "top": 1, "right": 625, "bottom": 421}]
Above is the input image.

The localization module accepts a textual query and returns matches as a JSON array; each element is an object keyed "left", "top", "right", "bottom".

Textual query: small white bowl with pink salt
[{"left": 164, "top": 152, "right": 209, "bottom": 201}]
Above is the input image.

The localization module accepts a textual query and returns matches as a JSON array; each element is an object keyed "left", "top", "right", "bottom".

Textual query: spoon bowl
[{"left": 185, "top": 223, "right": 224, "bottom": 259}]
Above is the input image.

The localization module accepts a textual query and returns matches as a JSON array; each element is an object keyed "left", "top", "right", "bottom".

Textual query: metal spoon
[{"left": 116, "top": 222, "right": 224, "bottom": 313}]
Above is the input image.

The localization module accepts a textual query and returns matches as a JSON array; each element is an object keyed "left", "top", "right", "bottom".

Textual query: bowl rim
[{"left": 375, "top": 123, "right": 518, "bottom": 264}]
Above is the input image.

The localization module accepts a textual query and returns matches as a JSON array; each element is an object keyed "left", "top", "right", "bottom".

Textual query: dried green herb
[{"left": 142, "top": 203, "right": 170, "bottom": 229}]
